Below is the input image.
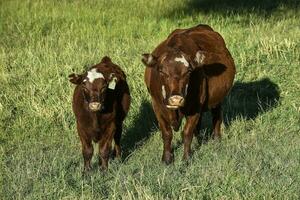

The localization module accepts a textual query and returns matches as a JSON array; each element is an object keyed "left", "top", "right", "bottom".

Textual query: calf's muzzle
[{"left": 89, "top": 102, "right": 101, "bottom": 111}]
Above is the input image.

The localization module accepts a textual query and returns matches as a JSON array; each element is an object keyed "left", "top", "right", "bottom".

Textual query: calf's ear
[
  {"left": 107, "top": 73, "right": 118, "bottom": 90},
  {"left": 141, "top": 53, "right": 157, "bottom": 67},
  {"left": 101, "top": 56, "right": 112, "bottom": 63},
  {"left": 68, "top": 73, "right": 84, "bottom": 85}
]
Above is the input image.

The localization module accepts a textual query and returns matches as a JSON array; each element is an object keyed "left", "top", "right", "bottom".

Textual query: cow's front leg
[
  {"left": 159, "top": 120, "right": 173, "bottom": 164},
  {"left": 151, "top": 99, "right": 174, "bottom": 164},
  {"left": 99, "top": 123, "right": 115, "bottom": 170},
  {"left": 182, "top": 113, "right": 200, "bottom": 160}
]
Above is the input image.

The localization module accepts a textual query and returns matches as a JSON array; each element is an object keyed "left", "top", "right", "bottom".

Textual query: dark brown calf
[
  {"left": 69, "top": 56, "right": 130, "bottom": 171},
  {"left": 142, "top": 24, "right": 236, "bottom": 164}
]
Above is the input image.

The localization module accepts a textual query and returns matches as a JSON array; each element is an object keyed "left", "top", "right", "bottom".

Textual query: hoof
[
  {"left": 112, "top": 149, "right": 121, "bottom": 160},
  {"left": 212, "top": 133, "right": 222, "bottom": 141},
  {"left": 82, "top": 166, "right": 92, "bottom": 176},
  {"left": 182, "top": 151, "right": 192, "bottom": 161},
  {"left": 162, "top": 152, "right": 174, "bottom": 165},
  {"left": 99, "top": 164, "right": 108, "bottom": 171}
]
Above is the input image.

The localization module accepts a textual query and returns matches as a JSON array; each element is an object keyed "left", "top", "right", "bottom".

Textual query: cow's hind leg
[{"left": 211, "top": 104, "right": 222, "bottom": 139}]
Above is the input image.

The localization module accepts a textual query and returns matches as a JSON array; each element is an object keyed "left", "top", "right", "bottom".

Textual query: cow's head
[
  {"left": 69, "top": 57, "right": 118, "bottom": 112},
  {"left": 142, "top": 50, "right": 205, "bottom": 110}
]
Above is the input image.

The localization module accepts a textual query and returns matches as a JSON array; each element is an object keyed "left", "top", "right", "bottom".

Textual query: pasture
[{"left": 0, "top": 0, "right": 299, "bottom": 199}]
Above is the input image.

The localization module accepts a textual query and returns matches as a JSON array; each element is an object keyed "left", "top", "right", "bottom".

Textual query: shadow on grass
[
  {"left": 121, "top": 79, "right": 279, "bottom": 152},
  {"left": 122, "top": 101, "right": 157, "bottom": 159},
  {"left": 197, "top": 78, "right": 280, "bottom": 143},
  {"left": 166, "top": 0, "right": 299, "bottom": 18}
]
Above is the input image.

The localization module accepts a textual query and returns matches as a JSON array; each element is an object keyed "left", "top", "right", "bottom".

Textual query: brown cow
[
  {"left": 142, "top": 24, "right": 236, "bottom": 164},
  {"left": 69, "top": 56, "right": 131, "bottom": 171}
]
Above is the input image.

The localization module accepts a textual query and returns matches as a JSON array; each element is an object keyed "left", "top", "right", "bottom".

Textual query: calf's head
[
  {"left": 69, "top": 67, "right": 118, "bottom": 112},
  {"left": 142, "top": 50, "right": 205, "bottom": 110}
]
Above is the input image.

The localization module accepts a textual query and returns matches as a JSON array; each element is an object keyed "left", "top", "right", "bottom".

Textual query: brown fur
[
  {"left": 69, "top": 56, "right": 131, "bottom": 171},
  {"left": 142, "top": 24, "right": 236, "bottom": 164}
]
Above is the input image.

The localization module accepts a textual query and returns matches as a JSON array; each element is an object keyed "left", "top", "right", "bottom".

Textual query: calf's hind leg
[
  {"left": 113, "top": 123, "right": 122, "bottom": 158},
  {"left": 211, "top": 104, "right": 222, "bottom": 139}
]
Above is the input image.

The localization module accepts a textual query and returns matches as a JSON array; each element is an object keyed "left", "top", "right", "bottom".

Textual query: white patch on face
[
  {"left": 162, "top": 85, "right": 166, "bottom": 99},
  {"left": 87, "top": 68, "right": 104, "bottom": 83},
  {"left": 185, "top": 84, "right": 188, "bottom": 95},
  {"left": 175, "top": 55, "right": 189, "bottom": 67},
  {"left": 195, "top": 51, "right": 205, "bottom": 65}
]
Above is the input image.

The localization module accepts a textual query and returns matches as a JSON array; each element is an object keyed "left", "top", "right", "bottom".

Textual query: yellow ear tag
[{"left": 108, "top": 77, "right": 117, "bottom": 90}]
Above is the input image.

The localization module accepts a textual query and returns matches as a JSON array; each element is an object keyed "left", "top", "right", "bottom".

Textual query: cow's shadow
[
  {"left": 165, "top": 0, "right": 299, "bottom": 18},
  {"left": 121, "top": 101, "right": 157, "bottom": 159},
  {"left": 197, "top": 78, "right": 280, "bottom": 143},
  {"left": 121, "top": 78, "right": 280, "bottom": 155}
]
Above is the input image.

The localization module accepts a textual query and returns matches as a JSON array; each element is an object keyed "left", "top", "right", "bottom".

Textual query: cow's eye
[{"left": 184, "top": 70, "right": 192, "bottom": 76}]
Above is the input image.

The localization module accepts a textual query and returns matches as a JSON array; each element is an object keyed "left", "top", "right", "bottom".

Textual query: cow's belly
[{"left": 206, "top": 66, "right": 235, "bottom": 109}]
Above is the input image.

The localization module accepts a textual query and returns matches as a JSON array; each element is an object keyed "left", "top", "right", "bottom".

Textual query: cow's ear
[
  {"left": 101, "top": 56, "right": 112, "bottom": 63},
  {"left": 192, "top": 50, "right": 206, "bottom": 68},
  {"left": 69, "top": 73, "right": 84, "bottom": 85},
  {"left": 141, "top": 53, "right": 157, "bottom": 67}
]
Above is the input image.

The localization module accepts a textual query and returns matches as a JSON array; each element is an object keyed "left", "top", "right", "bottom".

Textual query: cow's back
[{"left": 188, "top": 27, "right": 236, "bottom": 108}]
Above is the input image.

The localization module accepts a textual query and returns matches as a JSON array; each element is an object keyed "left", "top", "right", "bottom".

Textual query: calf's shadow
[{"left": 121, "top": 101, "right": 157, "bottom": 159}]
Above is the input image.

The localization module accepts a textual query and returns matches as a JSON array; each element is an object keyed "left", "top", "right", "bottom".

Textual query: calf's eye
[
  {"left": 100, "top": 87, "right": 106, "bottom": 93},
  {"left": 82, "top": 87, "right": 89, "bottom": 93}
]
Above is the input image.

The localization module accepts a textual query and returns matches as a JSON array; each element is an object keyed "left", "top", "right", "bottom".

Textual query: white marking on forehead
[
  {"left": 162, "top": 85, "right": 166, "bottom": 99},
  {"left": 87, "top": 68, "right": 104, "bottom": 83},
  {"left": 175, "top": 55, "right": 189, "bottom": 67},
  {"left": 195, "top": 51, "right": 205, "bottom": 64}
]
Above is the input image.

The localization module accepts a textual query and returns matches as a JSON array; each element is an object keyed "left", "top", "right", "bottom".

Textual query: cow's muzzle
[
  {"left": 89, "top": 102, "right": 101, "bottom": 111},
  {"left": 166, "top": 95, "right": 185, "bottom": 109}
]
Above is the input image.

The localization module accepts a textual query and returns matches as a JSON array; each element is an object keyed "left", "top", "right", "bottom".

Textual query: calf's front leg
[
  {"left": 79, "top": 135, "right": 93, "bottom": 172},
  {"left": 98, "top": 123, "right": 115, "bottom": 170}
]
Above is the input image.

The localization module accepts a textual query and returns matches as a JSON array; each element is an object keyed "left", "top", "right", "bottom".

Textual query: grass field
[{"left": 1, "top": 0, "right": 300, "bottom": 199}]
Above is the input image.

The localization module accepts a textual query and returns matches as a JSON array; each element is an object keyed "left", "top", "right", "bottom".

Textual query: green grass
[{"left": 1, "top": 0, "right": 300, "bottom": 199}]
